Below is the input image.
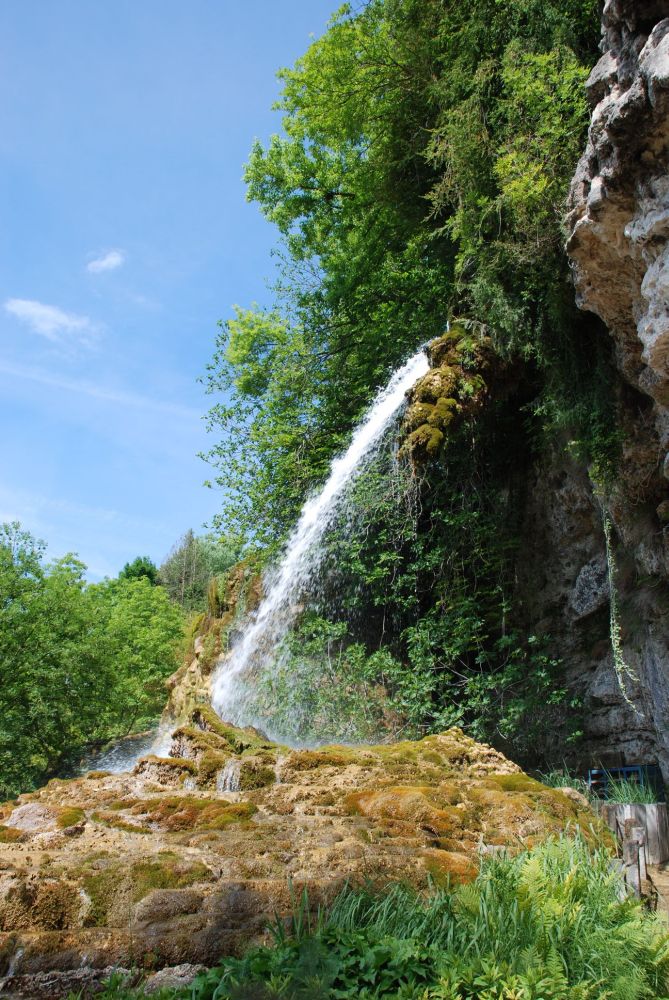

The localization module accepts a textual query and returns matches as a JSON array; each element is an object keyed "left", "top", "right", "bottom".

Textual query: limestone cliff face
[
  {"left": 568, "top": 0, "right": 669, "bottom": 466},
  {"left": 530, "top": 0, "right": 669, "bottom": 776}
]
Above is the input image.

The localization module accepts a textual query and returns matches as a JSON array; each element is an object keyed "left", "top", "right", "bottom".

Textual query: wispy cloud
[
  {"left": 0, "top": 358, "right": 200, "bottom": 421},
  {"left": 87, "top": 249, "right": 125, "bottom": 273},
  {"left": 4, "top": 298, "right": 95, "bottom": 343}
]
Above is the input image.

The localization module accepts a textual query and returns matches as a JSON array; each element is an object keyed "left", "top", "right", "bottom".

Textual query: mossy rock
[
  {"left": 427, "top": 327, "right": 468, "bottom": 367},
  {"left": 137, "top": 755, "right": 197, "bottom": 775},
  {"left": 239, "top": 757, "right": 276, "bottom": 791},
  {"left": 422, "top": 848, "right": 478, "bottom": 886},
  {"left": 90, "top": 811, "right": 150, "bottom": 835},
  {"left": 346, "top": 786, "right": 473, "bottom": 845},
  {"left": 191, "top": 707, "right": 271, "bottom": 753},
  {"left": 413, "top": 367, "right": 459, "bottom": 405},
  {"left": 127, "top": 795, "right": 256, "bottom": 832},
  {"left": 486, "top": 774, "right": 546, "bottom": 794},
  {"left": 197, "top": 749, "right": 231, "bottom": 787},
  {"left": 81, "top": 856, "right": 214, "bottom": 926},
  {"left": 0, "top": 825, "right": 23, "bottom": 844},
  {"left": 400, "top": 332, "right": 500, "bottom": 464},
  {"left": 56, "top": 807, "right": 85, "bottom": 830},
  {"left": 0, "top": 878, "right": 82, "bottom": 932},
  {"left": 286, "top": 749, "right": 353, "bottom": 771},
  {"left": 402, "top": 424, "right": 445, "bottom": 459}
]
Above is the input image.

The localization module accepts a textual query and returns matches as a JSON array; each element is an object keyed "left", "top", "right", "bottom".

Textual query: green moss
[
  {"left": 140, "top": 755, "right": 197, "bottom": 774},
  {"left": 239, "top": 759, "right": 276, "bottom": 790},
  {"left": 128, "top": 795, "right": 256, "bottom": 832},
  {"left": 197, "top": 749, "right": 231, "bottom": 786},
  {"left": 191, "top": 706, "right": 271, "bottom": 753},
  {"left": 0, "top": 824, "right": 22, "bottom": 843},
  {"left": 56, "top": 807, "right": 85, "bottom": 829},
  {"left": 31, "top": 881, "right": 80, "bottom": 930},
  {"left": 91, "top": 811, "right": 150, "bottom": 834},
  {"left": 486, "top": 774, "right": 545, "bottom": 794},
  {"left": 82, "top": 855, "right": 214, "bottom": 926},
  {"left": 174, "top": 724, "right": 224, "bottom": 750},
  {"left": 422, "top": 848, "right": 477, "bottom": 886},
  {"left": 286, "top": 749, "right": 352, "bottom": 771},
  {"left": 85, "top": 770, "right": 112, "bottom": 780},
  {"left": 107, "top": 798, "right": 138, "bottom": 811},
  {"left": 403, "top": 424, "right": 445, "bottom": 459}
]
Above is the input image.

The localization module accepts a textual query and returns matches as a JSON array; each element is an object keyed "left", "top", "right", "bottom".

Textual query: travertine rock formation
[{"left": 0, "top": 715, "right": 597, "bottom": 998}]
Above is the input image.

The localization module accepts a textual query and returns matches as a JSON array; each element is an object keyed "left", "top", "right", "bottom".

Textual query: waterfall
[
  {"left": 217, "top": 758, "right": 242, "bottom": 792},
  {"left": 211, "top": 347, "right": 429, "bottom": 740}
]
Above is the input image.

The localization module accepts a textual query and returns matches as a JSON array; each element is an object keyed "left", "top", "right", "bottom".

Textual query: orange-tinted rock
[{"left": 0, "top": 719, "right": 603, "bottom": 995}]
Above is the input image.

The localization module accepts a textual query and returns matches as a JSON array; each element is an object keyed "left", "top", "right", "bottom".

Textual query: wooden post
[
  {"left": 623, "top": 836, "right": 641, "bottom": 897},
  {"left": 598, "top": 803, "right": 669, "bottom": 865},
  {"left": 628, "top": 824, "right": 647, "bottom": 883}
]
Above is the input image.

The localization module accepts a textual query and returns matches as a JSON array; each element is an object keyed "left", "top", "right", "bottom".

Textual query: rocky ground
[{"left": 0, "top": 710, "right": 598, "bottom": 998}]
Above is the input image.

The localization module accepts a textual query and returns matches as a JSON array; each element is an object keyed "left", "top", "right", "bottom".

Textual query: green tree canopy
[
  {"left": 200, "top": 0, "right": 603, "bottom": 761},
  {"left": 118, "top": 555, "right": 159, "bottom": 585},
  {"left": 158, "top": 529, "right": 241, "bottom": 610},
  {"left": 0, "top": 522, "right": 185, "bottom": 798},
  {"left": 202, "top": 0, "right": 599, "bottom": 548}
]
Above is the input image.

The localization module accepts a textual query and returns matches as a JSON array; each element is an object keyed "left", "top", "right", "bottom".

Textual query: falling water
[
  {"left": 211, "top": 347, "right": 429, "bottom": 738},
  {"left": 217, "top": 758, "right": 242, "bottom": 792}
]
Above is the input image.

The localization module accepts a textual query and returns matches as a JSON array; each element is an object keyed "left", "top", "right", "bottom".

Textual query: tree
[
  {"left": 158, "top": 530, "right": 240, "bottom": 610},
  {"left": 200, "top": 0, "right": 602, "bottom": 759},
  {"left": 0, "top": 523, "right": 185, "bottom": 798},
  {"left": 118, "top": 555, "right": 159, "bottom": 585},
  {"left": 202, "top": 0, "right": 599, "bottom": 548}
]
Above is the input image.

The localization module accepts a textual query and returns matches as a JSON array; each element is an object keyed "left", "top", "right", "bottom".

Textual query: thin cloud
[
  {"left": 87, "top": 249, "right": 125, "bottom": 273},
  {"left": 0, "top": 358, "right": 200, "bottom": 420},
  {"left": 4, "top": 298, "right": 94, "bottom": 343}
]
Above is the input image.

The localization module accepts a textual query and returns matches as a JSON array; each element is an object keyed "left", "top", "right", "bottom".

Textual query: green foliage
[
  {"left": 203, "top": 0, "right": 601, "bottom": 546},
  {"left": 245, "top": 416, "right": 574, "bottom": 761},
  {"left": 606, "top": 778, "right": 659, "bottom": 805},
  {"left": 0, "top": 522, "right": 185, "bottom": 798},
  {"left": 539, "top": 768, "right": 593, "bottom": 800},
  {"left": 91, "top": 837, "right": 669, "bottom": 999},
  {"left": 241, "top": 614, "right": 402, "bottom": 744},
  {"left": 198, "top": 0, "right": 607, "bottom": 754},
  {"left": 158, "top": 529, "right": 241, "bottom": 610},
  {"left": 119, "top": 556, "right": 159, "bottom": 585}
]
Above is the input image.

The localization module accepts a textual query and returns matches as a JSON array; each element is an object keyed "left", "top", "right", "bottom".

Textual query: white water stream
[{"left": 211, "top": 347, "right": 429, "bottom": 736}]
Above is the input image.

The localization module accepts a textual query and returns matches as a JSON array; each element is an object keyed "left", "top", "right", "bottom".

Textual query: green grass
[
  {"left": 606, "top": 778, "right": 659, "bottom": 804},
  {"left": 538, "top": 768, "right": 593, "bottom": 800},
  {"left": 78, "top": 836, "right": 669, "bottom": 1000}
]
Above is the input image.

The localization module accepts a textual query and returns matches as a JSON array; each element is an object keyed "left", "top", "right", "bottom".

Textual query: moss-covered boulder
[
  {"left": 0, "top": 717, "right": 604, "bottom": 996},
  {"left": 400, "top": 328, "right": 507, "bottom": 462}
]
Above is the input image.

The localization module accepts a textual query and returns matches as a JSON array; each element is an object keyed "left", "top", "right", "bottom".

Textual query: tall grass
[
  {"left": 606, "top": 778, "right": 658, "bottom": 804},
  {"left": 538, "top": 768, "right": 593, "bottom": 799}
]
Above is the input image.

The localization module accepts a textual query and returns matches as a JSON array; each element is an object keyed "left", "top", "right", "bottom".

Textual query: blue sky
[{"left": 0, "top": 1, "right": 335, "bottom": 578}]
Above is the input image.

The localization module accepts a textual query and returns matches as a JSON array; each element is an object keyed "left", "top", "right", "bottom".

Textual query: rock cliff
[{"left": 529, "top": 0, "right": 669, "bottom": 775}]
